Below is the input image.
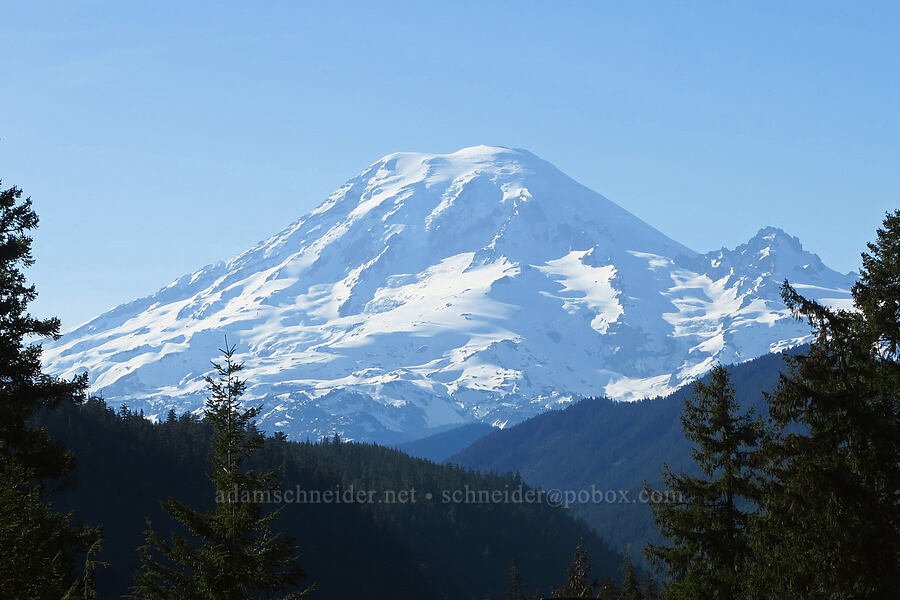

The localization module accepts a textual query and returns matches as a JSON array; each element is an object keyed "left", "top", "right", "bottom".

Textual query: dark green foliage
[
  {"left": 751, "top": 211, "right": 900, "bottom": 598},
  {"left": 0, "top": 461, "right": 86, "bottom": 599},
  {"left": 0, "top": 183, "right": 89, "bottom": 482},
  {"left": 637, "top": 572, "right": 659, "bottom": 600},
  {"left": 644, "top": 366, "right": 763, "bottom": 600},
  {"left": 542, "top": 544, "right": 657, "bottom": 599},
  {"left": 62, "top": 536, "right": 107, "bottom": 600},
  {"left": 130, "top": 343, "right": 312, "bottom": 599},
  {"left": 854, "top": 210, "right": 900, "bottom": 353},
  {"left": 617, "top": 550, "right": 641, "bottom": 600},
  {"left": 505, "top": 558, "right": 526, "bottom": 600},
  {"left": 0, "top": 182, "right": 97, "bottom": 598},
  {"left": 552, "top": 539, "right": 598, "bottom": 598},
  {"left": 36, "top": 397, "right": 618, "bottom": 599},
  {"left": 451, "top": 352, "right": 789, "bottom": 563},
  {"left": 595, "top": 575, "right": 620, "bottom": 600}
]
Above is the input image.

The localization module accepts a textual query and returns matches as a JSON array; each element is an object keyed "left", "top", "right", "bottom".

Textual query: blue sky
[{"left": 2, "top": 1, "right": 898, "bottom": 329}]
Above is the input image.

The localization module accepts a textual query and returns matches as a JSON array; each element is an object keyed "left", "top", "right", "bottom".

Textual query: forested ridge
[
  {"left": 35, "top": 398, "right": 622, "bottom": 599},
  {"left": 449, "top": 350, "right": 798, "bottom": 559}
]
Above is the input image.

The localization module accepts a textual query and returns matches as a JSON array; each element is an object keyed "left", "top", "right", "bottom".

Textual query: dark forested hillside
[
  {"left": 450, "top": 351, "right": 796, "bottom": 559},
  {"left": 34, "top": 400, "right": 620, "bottom": 599}
]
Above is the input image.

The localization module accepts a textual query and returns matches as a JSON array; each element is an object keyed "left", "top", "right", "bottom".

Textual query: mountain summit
[{"left": 43, "top": 146, "right": 855, "bottom": 442}]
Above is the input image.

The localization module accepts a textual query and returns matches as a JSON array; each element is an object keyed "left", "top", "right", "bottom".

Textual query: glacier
[{"left": 42, "top": 145, "right": 857, "bottom": 443}]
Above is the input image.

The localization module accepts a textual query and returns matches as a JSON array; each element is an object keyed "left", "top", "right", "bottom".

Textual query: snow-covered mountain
[{"left": 42, "top": 146, "right": 856, "bottom": 443}]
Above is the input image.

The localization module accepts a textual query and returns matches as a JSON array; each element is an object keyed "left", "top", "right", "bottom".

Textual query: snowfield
[{"left": 42, "top": 146, "right": 857, "bottom": 442}]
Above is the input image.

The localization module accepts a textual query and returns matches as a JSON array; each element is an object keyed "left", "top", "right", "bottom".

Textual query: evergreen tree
[
  {"left": 0, "top": 183, "right": 90, "bottom": 481},
  {"left": 637, "top": 572, "right": 659, "bottom": 600},
  {"left": 645, "top": 365, "right": 763, "bottom": 600},
  {"left": 62, "top": 536, "right": 108, "bottom": 600},
  {"left": 596, "top": 575, "right": 620, "bottom": 600},
  {"left": 617, "top": 549, "right": 642, "bottom": 600},
  {"left": 505, "top": 557, "right": 526, "bottom": 600},
  {"left": 854, "top": 210, "right": 900, "bottom": 353},
  {"left": 0, "top": 182, "right": 97, "bottom": 598},
  {"left": 553, "top": 539, "right": 598, "bottom": 598},
  {"left": 130, "top": 341, "right": 314, "bottom": 599},
  {"left": 0, "top": 461, "right": 87, "bottom": 598},
  {"left": 751, "top": 211, "right": 900, "bottom": 598}
]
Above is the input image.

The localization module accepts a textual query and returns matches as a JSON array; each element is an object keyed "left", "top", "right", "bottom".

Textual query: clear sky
[{"left": 2, "top": 1, "right": 898, "bottom": 330}]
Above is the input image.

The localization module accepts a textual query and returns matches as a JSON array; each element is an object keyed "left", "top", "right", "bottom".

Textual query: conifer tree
[
  {"left": 645, "top": 365, "right": 763, "bottom": 600},
  {"left": 617, "top": 549, "right": 642, "bottom": 600},
  {"left": 0, "top": 183, "right": 90, "bottom": 480},
  {"left": 751, "top": 211, "right": 900, "bottom": 597},
  {"left": 596, "top": 575, "right": 620, "bottom": 600},
  {"left": 130, "top": 341, "right": 314, "bottom": 600},
  {"left": 638, "top": 572, "right": 659, "bottom": 600},
  {"left": 553, "top": 539, "right": 598, "bottom": 598},
  {"left": 0, "top": 461, "right": 84, "bottom": 598},
  {"left": 62, "top": 536, "right": 107, "bottom": 600},
  {"left": 0, "top": 182, "right": 98, "bottom": 598},
  {"left": 505, "top": 557, "right": 526, "bottom": 600}
]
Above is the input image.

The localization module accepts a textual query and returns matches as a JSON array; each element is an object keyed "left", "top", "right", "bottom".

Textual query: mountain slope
[
  {"left": 42, "top": 146, "right": 855, "bottom": 442},
  {"left": 449, "top": 350, "right": 794, "bottom": 561},
  {"left": 37, "top": 399, "right": 620, "bottom": 599},
  {"left": 450, "top": 350, "right": 790, "bottom": 490},
  {"left": 397, "top": 422, "right": 495, "bottom": 462}
]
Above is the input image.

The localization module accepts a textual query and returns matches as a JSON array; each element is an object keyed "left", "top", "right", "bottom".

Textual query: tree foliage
[
  {"left": 505, "top": 558, "right": 527, "bottom": 600},
  {"left": 0, "top": 183, "right": 89, "bottom": 480},
  {"left": 36, "top": 394, "right": 616, "bottom": 599},
  {"left": 617, "top": 549, "right": 642, "bottom": 600},
  {"left": 130, "top": 342, "right": 313, "bottom": 600},
  {"left": 751, "top": 211, "right": 900, "bottom": 597},
  {"left": 0, "top": 182, "right": 97, "bottom": 598},
  {"left": 645, "top": 365, "right": 763, "bottom": 599},
  {"left": 552, "top": 539, "right": 598, "bottom": 598},
  {"left": 0, "top": 461, "right": 93, "bottom": 599}
]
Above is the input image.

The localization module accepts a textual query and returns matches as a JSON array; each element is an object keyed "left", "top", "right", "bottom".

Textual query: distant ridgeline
[
  {"left": 36, "top": 399, "right": 623, "bottom": 599},
  {"left": 449, "top": 350, "right": 798, "bottom": 562},
  {"left": 397, "top": 422, "right": 495, "bottom": 462}
]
